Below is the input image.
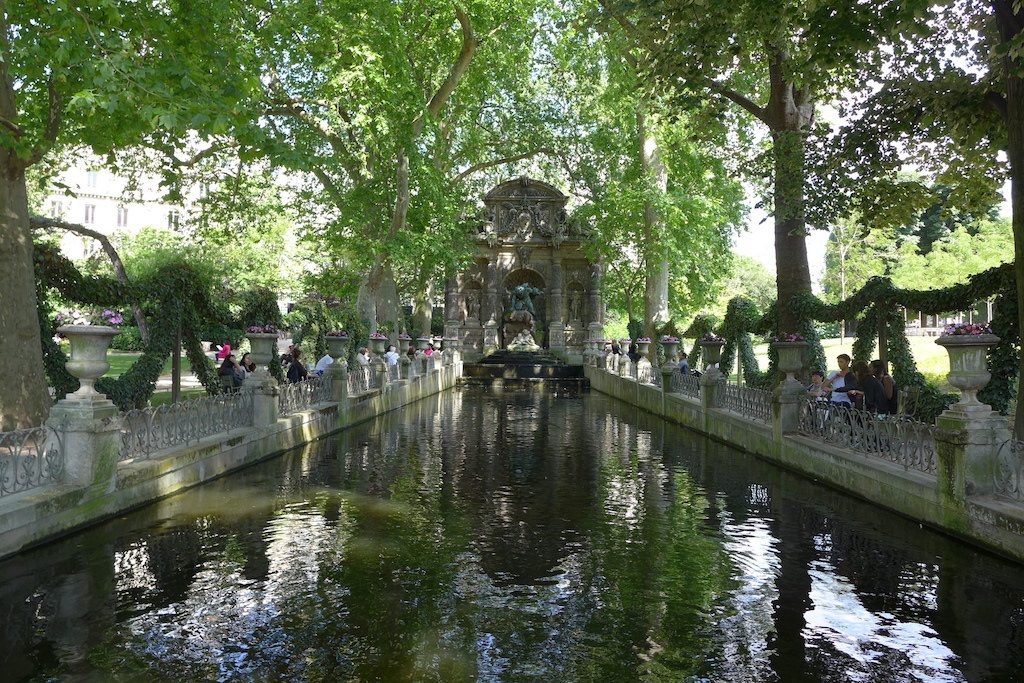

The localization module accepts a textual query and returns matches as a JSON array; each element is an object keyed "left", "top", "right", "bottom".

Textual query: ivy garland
[
  {"left": 34, "top": 242, "right": 283, "bottom": 410},
  {"left": 692, "top": 262, "right": 1016, "bottom": 421}
]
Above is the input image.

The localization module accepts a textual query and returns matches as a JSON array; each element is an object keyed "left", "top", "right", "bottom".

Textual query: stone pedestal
[
  {"left": 934, "top": 333, "right": 1007, "bottom": 500},
  {"left": 328, "top": 360, "right": 348, "bottom": 403},
  {"left": 548, "top": 321, "right": 566, "bottom": 351},
  {"left": 46, "top": 398, "right": 121, "bottom": 494},
  {"left": 483, "top": 322, "right": 499, "bottom": 356},
  {"left": 245, "top": 371, "right": 279, "bottom": 427},
  {"left": 661, "top": 366, "right": 674, "bottom": 393},
  {"left": 937, "top": 408, "right": 1009, "bottom": 500},
  {"left": 773, "top": 341, "right": 808, "bottom": 436}
]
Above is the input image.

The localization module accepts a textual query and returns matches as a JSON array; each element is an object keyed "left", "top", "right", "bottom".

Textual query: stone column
[
  {"left": 483, "top": 254, "right": 500, "bottom": 355},
  {"left": 548, "top": 257, "right": 566, "bottom": 353},
  {"left": 588, "top": 259, "right": 604, "bottom": 340},
  {"left": 444, "top": 275, "right": 461, "bottom": 340}
]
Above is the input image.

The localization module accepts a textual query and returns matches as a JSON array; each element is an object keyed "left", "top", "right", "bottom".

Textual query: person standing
[
  {"left": 384, "top": 345, "right": 400, "bottom": 367},
  {"left": 678, "top": 352, "right": 690, "bottom": 375}
]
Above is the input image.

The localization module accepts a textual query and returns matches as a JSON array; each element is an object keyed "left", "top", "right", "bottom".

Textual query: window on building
[
  {"left": 116, "top": 205, "right": 128, "bottom": 228},
  {"left": 86, "top": 171, "right": 98, "bottom": 189},
  {"left": 84, "top": 204, "right": 96, "bottom": 224},
  {"left": 49, "top": 200, "right": 64, "bottom": 218},
  {"left": 167, "top": 210, "right": 180, "bottom": 229}
]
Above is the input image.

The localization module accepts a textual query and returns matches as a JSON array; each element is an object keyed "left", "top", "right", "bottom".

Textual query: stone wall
[
  {"left": 0, "top": 363, "right": 462, "bottom": 560},
  {"left": 586, "top": 365, "right": 1024, "bottom": 563}
]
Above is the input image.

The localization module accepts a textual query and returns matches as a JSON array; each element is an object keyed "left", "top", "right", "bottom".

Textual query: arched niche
[{"left": 501, "top": 268, "right": 546, "bottom": 347}]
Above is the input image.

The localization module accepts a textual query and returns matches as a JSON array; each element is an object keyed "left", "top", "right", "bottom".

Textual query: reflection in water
[{"left": 0, "top": 388, "right": 1023, "bottom": 681}]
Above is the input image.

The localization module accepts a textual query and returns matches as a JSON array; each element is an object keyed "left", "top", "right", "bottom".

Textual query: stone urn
[
  {"left": 661, "top": 340, "right": 679, "bottom": 364},
  {"left": 619, "top": 338, "right": 632, "bottom": 354},
  {"left": 700, "top": 340, "right": 725, "bottom": 367},
  {"left": 417, "top": 336, "right": 431, "bottom": 351},
  {"left": 772, "top": 340, "right": 808, "bottom": 394},
  {"left": 245, "top": 332, "right": 278, "bottom": 368},
  {"left": 398, "top": 336, "right": 411, "bottom": 354},
  {"left": 369, "top": 335, "right": 388, "bottom": 355},
  {"left": 324, "top": 334, "right": 349, "bottom": 362},
  {"left": 57, "top": 325, "right": 121, "bottom": 399},
  {"left": 936, "top": 333, "right": 999, "bottom": 410},
  {"left": 636, "top": 339, "right": 652, "bottom": 359}
]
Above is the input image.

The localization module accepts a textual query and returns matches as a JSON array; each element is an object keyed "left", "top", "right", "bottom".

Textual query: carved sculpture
[
  {"left": 509, "top": 283, "right": 541, "bottom": 319},
  {"left": 465, "top": 289, "right": 481, "bottom": 321},
  {"left": 567, "top": 288, "right": 583, "bottom": 322}
]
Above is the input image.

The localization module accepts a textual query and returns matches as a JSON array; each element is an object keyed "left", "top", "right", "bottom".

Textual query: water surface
[{"left": 1, "top": 388, "right": 1023, "bottom": 681}]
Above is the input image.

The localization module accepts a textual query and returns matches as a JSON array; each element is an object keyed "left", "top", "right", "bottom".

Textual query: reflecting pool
[{"left": 2, "top": 388, "right": 1023, "bottom": 681}]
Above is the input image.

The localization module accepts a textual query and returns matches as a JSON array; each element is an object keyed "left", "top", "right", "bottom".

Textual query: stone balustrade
[{"left": 0, "top": 329, "right": 464, "bottom": 560}]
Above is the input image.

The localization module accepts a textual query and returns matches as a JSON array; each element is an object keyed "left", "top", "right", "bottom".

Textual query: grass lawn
[
  {"left": 103, "top": 353, "right": 206, "bottom": 405},
  {"left": 682, "top": 336, "right": 955, "bottom": 391},
  {"left": 104, "top": 352, "right": 177, "bottom": 378}
]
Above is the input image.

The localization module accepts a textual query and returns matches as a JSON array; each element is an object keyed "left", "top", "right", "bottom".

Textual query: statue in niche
[
  {"left": 567, "top": 288, "right": 583, "bottom": 322},
  {"left": 465, "top": 289, "right": 481, "bottom": 321},
  {"left": 508, "top": 282, "right": 542, "bottom": 320}
]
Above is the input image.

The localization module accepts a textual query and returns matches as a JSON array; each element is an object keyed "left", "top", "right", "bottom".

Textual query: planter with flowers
[
  {"left": 416, "top": 336, "right": 431, "bottom": 351},
  {"left": 398, "top": 333, "right": 412, "bottom": 354},
  {"left": 245, "top": 324, "right": 279, "bottom": 373},
  {"left": 324, "top": 330, "right": 350, "bottom": 362},
  {"left": 771, "top": 332, "right": 808, "bottom": 393},
  {"left": 660, "top": 335, "right": 680, "bottom": 363},
  {"left": 636, "top": 337, "right": 652, "bottom": 359},
  {"left": 699, "top": 332, "right": 726, "bottom": 367},
  {"left": 56, "top": 320, "right": 122, "bottom": 400},
  {"left": 369, "top": 332, "right": 389, "bottom": 355},
  {"left": 936, "top": 323, "right": 999, "bottom": 410}
]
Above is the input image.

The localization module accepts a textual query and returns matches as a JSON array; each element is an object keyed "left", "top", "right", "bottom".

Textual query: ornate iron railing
[
  {"left": 671, "top": 372, "right": 701, "bottom": 398},
  {"left": 995, "top": 438, "right": 1024, "bottom": 501},
  {"left": 121, "top": 391, "right": 254, "bottom": 462},
  {"left": 714, "top": 380, "right": 771, "bottom": 423},
  {"left": 798, "top": 399, "right": 938, "bottom": 475},
  {"left": 0, "top": 423, "right": 66, "bottom": 497},
  {"left": 279, "top": 375, "right": 332, "bottom": 416}
]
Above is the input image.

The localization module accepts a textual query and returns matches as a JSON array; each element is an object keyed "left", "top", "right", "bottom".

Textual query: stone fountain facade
[{"left": 444, "top": 177, "right": 604, "bottom": 360}]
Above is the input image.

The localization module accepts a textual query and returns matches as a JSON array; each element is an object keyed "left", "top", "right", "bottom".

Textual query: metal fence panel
[{"left": 0, "top": 423, "right": 66, "bottom": 497}]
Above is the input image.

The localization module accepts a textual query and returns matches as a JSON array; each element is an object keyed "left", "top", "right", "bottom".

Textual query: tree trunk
[
  {"left": 0, "top": 68, "right": 49, "bottom": 429},
  {"left": 992, "top": 0, "right": 1024, "bottom": 437},
  {"left": 771, "top": 127, "right": 813, "bottom": 332},
  {"left": 171, "top": 324, "right": 181, "bottom": 404},
  {"left": 639, "top": 107, "right": 670, "bottom": 339}
]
